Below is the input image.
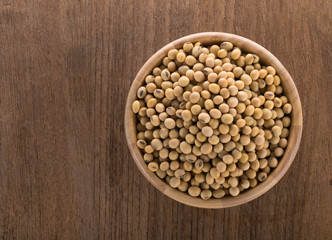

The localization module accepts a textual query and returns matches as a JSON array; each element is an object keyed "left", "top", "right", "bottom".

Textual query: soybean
[{"left": 133, "top": 41, "right": 292, "bottom": 200}]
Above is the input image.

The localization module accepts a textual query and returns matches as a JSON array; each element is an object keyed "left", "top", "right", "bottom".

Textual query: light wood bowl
[{"left": 124, "top": 32, "right": 303, "bottom": 208}]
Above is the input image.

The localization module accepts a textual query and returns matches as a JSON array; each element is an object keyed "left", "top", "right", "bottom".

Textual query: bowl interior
[{"left": 125, "top": 32, "right": 302, "bottom": 208}]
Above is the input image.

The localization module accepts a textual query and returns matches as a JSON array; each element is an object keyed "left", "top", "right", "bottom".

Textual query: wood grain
[{"left": 0, "top": 0, "right": 331, "bottom": 239}]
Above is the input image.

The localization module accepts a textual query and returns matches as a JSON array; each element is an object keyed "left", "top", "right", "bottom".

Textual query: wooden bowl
[{"left": 124, "top": 32, "right": 303, "bottom": 208}]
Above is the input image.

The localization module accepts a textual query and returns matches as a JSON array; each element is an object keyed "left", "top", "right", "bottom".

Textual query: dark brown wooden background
[{"left": 0, "top": 0, "right": 331, "bottom": 239}]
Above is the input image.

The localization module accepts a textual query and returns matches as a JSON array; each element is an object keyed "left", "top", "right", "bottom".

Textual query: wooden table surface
[{"left": 0, "top": 0, "right": 331, "bottom": 239}]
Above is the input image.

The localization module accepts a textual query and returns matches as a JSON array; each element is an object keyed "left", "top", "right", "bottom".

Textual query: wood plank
[{"left": 0, "top": 0, "right": 331, "bottom": 239}]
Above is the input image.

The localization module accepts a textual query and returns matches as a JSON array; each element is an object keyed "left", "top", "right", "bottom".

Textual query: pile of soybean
[{"left": 132, "top": 41, "right": 292, "bottom": 200}]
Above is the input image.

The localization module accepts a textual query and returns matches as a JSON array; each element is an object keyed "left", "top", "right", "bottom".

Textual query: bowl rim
[{"left": 124, "top": 32, "right": 303, "bottom": 209}]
